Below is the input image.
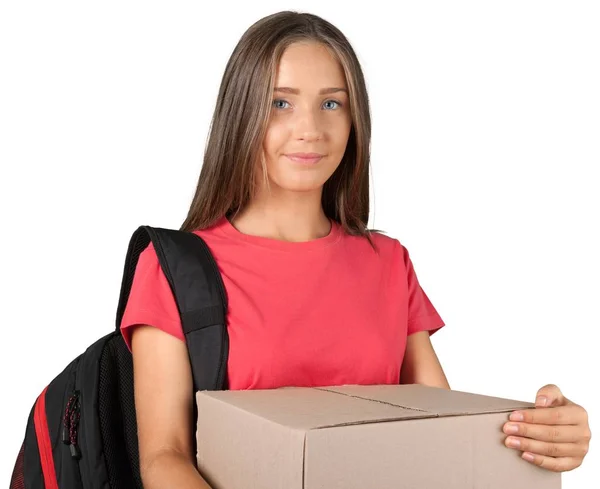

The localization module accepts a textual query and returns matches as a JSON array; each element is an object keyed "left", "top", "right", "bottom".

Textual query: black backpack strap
[{"left": 115, "top": 225, "right": 229, "bottom": 391}]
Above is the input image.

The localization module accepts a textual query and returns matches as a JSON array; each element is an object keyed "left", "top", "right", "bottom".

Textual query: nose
[{"left": 294, "top": 108, "right": 323, "bottom": 141}]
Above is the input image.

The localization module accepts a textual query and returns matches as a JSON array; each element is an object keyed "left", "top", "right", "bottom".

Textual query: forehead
[{"left": 275, "top": 42, "right": 347, "bottom": 90}]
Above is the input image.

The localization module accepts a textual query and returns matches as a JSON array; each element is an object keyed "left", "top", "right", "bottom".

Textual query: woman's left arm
[
  {"left": 401, "top": 332, "right": 592, "bottom": 472},
  {"left": 399, "top": 330, "right": 450, "bottom": 388}
]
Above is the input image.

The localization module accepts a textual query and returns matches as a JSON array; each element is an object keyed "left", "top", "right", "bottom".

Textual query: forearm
[
  {"left": 141, "top": 448, "right": 212, "bottom": 489},
  {"left": 400, "top": 331, "right": 451, "bottom": 389},
  {"left": 401, "top": 363, "right": 451, "bottom": 389}
]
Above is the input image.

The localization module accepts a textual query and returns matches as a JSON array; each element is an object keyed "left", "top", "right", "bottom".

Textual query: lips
[
  {"left": 286, "top": 153, "right": 324, "bottom": 158},
  {"left": 285, "top": 153, "right": 325, "bottom": 164}
]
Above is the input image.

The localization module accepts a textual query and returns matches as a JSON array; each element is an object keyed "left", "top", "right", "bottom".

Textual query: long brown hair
[{"left": 180, "top": 11, "right": 376, "bottom": 242}]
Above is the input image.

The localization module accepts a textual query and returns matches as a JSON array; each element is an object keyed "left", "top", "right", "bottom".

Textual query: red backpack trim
[{"left": 34, "top": 386, "right": 59, "bottom": 489}]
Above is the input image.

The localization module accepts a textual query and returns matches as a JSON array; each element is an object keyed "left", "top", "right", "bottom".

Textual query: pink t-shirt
[{"left": 120, "top": 217, "right": 445, "bottom": 390}]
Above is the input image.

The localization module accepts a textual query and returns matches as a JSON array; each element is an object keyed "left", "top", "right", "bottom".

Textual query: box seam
[{"left": 313, "top": 386, "right": 433, "bottom": 413}]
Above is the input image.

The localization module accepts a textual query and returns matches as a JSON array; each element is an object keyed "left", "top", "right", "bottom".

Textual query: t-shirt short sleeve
[
  {"left": 119, "top": 242, "right": 185, "bottom": 351},
  {"left": 401, "top": 243, "right": 446, "bottom": 336}
]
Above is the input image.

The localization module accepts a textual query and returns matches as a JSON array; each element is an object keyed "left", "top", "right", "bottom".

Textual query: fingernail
[
  {"left": 507, "top": 437, "right": 521, "bottom": 448},
  {"left": 523, "top": 452, "right": 535, "bottom": 462},
  {"left": 536, "top": 396, "right": 548, "bottom": 407},
  {"left": 505, "top": 423, "right": 519, "bottom": 434},
  {"left": 510, "top": 411, "right": 524, "bottom": 421}
]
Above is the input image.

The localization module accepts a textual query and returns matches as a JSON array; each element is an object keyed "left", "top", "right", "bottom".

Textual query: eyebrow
[{"left": 274, "top": 87, "right": 348, "bottom": 95}]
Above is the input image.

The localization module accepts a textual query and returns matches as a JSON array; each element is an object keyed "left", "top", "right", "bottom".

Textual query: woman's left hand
[{"left": 503, "top": 384, "right": 592, "bottom": 472}]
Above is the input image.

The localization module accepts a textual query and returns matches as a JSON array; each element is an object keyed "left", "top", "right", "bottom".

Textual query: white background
[{"left": 1, "top": 1, "right": 598, "bottom": 487}]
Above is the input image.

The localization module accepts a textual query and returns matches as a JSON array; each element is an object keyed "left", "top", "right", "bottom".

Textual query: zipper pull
[
  {"left": 62, "top": 393, "right": 76, "bottom": 444},
  {"left": 69, "top": 443, "right": 82, "bottom": 460},
  {"left": 62, "top": 424, "right": 70, "bottom": 444},
  {"left": 69, "top": 391, "right": 82, "bottom": 459}
]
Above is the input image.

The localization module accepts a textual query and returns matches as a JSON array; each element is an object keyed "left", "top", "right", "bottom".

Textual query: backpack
[{"left": 9, "top": 225, "right": 229, "bottom": 489}]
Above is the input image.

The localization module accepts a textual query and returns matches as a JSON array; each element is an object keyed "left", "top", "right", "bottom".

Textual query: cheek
[
  {"left": 263, "top": 123, "right": 288, "bottom": 157},
  {"left": 328, "top": 112, "right": 352, "bottom": 141},
  {"left": 329, "top": 125, "right": 351, "bottom": 160}
]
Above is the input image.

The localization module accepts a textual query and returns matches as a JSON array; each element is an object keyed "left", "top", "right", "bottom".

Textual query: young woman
[{"left": 120, "top": 11, "right": 591, "bottom": 489}]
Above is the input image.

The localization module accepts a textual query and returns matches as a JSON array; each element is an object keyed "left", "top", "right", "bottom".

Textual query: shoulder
[
  {"left": 134, "top": 241, "right": 159, "bottom": 274},
  {"left": 339, "top": 228, "right": 407, "bottom": 265},
  {"left": 190, "top": 216, "right": 231, "bottom": 244},
  {"left": 353, "top": 228, "right": 406, "bottom": 254},
  {"left": 371, "top": 231, "right": 410, "bottom": 271},
  {"left": 370, "top": 230, "right": 402, "bottom": 252}
]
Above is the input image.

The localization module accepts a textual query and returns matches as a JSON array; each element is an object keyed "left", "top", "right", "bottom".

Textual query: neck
[{"left": 230, "top": 186, "right": 331, "bottom": 243}]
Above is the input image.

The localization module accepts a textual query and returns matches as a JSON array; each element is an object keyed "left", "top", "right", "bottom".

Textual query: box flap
[
  {"left": 197, "top": 384, "right": 535, "bottom": 433},
  {"left": 198, "top": 387, "right": 437, "bottom": 431},
  {"left": 319, "top": 384, "right": 534, "bottom": 415}
]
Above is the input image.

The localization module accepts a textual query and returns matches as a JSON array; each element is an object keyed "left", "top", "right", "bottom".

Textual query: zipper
[
  {"left": 62, "top": 389, "right": 82, "bottom": 459},
  {"left": 73, "top": 355, "right": 92, "bottom": 489},
  {"left": 34, "top": 386, "right": 59, "bottom": 489}
]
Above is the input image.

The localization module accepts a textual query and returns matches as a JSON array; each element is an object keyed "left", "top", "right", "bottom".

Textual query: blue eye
[
  {"left": 272, "top": 99, "right": 343, "bottom": 110},
  {"left": 273, "top": 99, "right": 290, "bottom": 109},
  {"left": 323, "top": 100, "right": 342, "bottom": 110}
]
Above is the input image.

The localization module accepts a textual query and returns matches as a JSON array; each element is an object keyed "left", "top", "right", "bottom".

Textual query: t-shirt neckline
[{"left": 213, "top": 216, "right": 342, "bottom": 251}]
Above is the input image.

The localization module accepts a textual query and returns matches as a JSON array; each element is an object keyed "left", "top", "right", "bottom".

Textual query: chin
[{"left": 269, "top": 175, "right": 328, "bottom": 194}]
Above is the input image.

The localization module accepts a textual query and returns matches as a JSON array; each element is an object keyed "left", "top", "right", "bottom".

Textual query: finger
[
  {"left": 535, "top": 384, "right": 567, "bottom": 408},
  {"left": 503, "top": 421, "right": 584, "bottom": 443},
  {"left": 520, "top": 452, "right": 582, "bottom": 473},
  {"left": 509, "top": 404, "right": 583, "bottom": 426},
  {"left": 504, "top": 436, "right": 588, "bottom": 459}
]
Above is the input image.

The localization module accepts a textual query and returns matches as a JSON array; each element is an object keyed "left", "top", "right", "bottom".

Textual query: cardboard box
[{"left": 196, "top": 384, "right": 561, "bottom": 488}]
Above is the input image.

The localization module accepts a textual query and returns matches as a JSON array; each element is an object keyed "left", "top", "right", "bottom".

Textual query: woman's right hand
[{"left": 131, "top": 325, "right": 213, "bottom": 489}]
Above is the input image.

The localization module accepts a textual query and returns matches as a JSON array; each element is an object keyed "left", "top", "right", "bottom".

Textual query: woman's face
[{"left": 261, "top": 41, "right": 352, "bottom": 194}]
